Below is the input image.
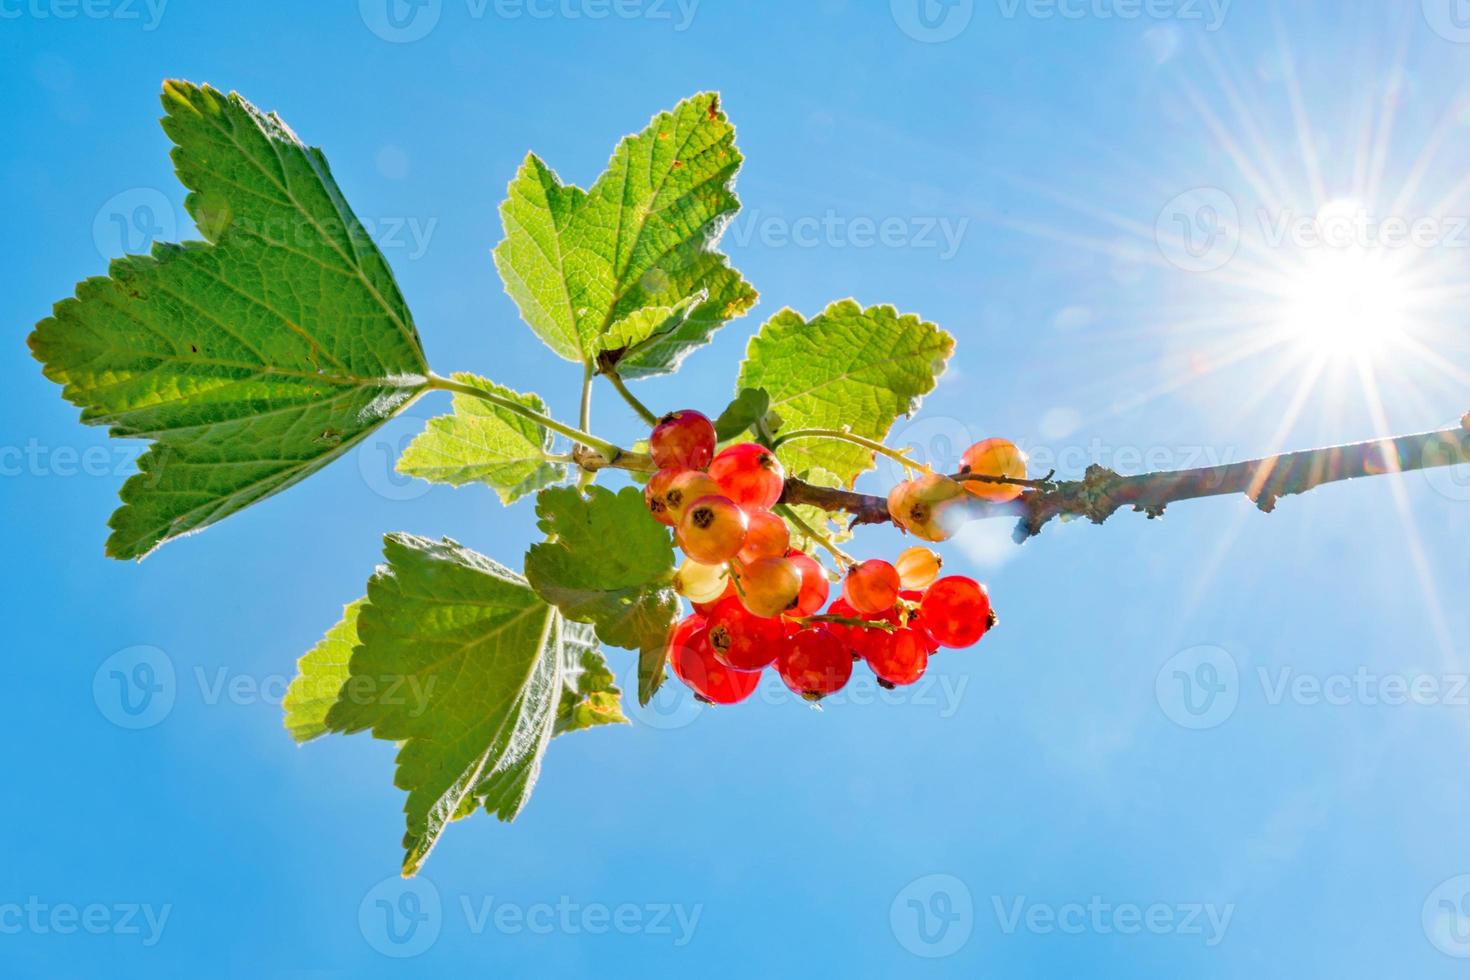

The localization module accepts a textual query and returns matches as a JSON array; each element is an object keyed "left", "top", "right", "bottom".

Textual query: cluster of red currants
[{"left": 643, "top": 410, "right": 998, "bottom": 706}]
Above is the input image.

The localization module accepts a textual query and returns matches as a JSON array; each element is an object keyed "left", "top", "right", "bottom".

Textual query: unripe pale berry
[
  {"left": 708, "top": 443, "right": 785, "bottom": 510},
  {"left": 737, "top": 509, "right": 790, "bottom": 564},
  {"left": 887, "top": 474, "right": 966, "bottom": 542},
  {"left": 650, "top": 410, "right": 717, "bottom": 471},
  {"left": 777, "top": 628, "right": 852, "bottom": 700},
  {"left": 895, "top": 546, "right": 943, "bottom": 590},
  {"left": 786, "top": 551, "right": 830, "bottom": 617},
  {"left": 673, "top": 557, "right": 730, "bottom": 605},
  {"left": 707, "top": 596, "right": 785, "bottom": 671},
  {"left": 668, "top": 615, "right": 759, "bottom": 704},
  {"left": 644, "top": 468, "right": 682, "bottom": 527},
  {"left": 663, "top": 471, "right": 723, "bottom": 526},
  {"left": 678, "top": 495, "right": 748, "bottom": 564},
  {"left": 919, "top": 575, "right": 994, "bottom": 648},
  {"left": 842, "top": 559, "right": 901, "bottom": 614},
  {"left": 737, "top": 555, "right": 801, "bottom": 618},
  {"left": 960, "top": 438, "right": 1028, "bottom": 503}
]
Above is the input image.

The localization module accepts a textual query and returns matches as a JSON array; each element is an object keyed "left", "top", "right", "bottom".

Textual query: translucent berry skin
[
  {"left": 677, "top": 494, "right": 748, "bottom": 564},
  {"left": 650, "top": 410, "right": 717, "bottom": 471},
  {"left": 960, "top": 438, "right": 1028, "bottom": 503},
  {"left": 866, "top": 627, "right": 929, "bottom": 686},
  {"left": 888, "top": 474, "right": 966, "bottom": 542},
  {"left": 842, "top": 559, "right": 901, "bottom": 614},
  {"left": 824, "top": 597, "right": 894, "bottom": 661},
  {"left": 777, "top": 628, "right": 852, "bottom": 700},
  {"left": 668, "top": 615, "right": 759, "bottom": 705},
  {"left": 673, "top": 557, "right": 729, "bottom": 604},
  {"left": 786, "top": 551, "right": 830, "bottom": 617},
  {"left": 664, "top": 471, "right": 723, "bottom": 526},
  {"left": 919, "top": 575, "right": 994, "bottom": 648},
  {"left": 691, "top": 579, "right": 737, "bottom": 617},
  {"left": 708, "top": 443, "right": 785, "bottom": 510},
  {"left": 644, "top": 469, "right": 683, "bottom": 527},
  {"left": 895, "top": 546, "right": 943, "bottom": 590},
  {"left": 737, "top": 556, "right": 802, "bottom": 618},
  {"left": 707, "top": 596, "right": 786, "bottom": 671},
  {"left": 737, "top": 509, "right": 790, "bottom": 564}
]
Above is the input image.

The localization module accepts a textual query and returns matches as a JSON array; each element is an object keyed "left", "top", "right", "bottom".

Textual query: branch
[{"left": 781, "top": 417, "right": 1470, "bottom": 543}]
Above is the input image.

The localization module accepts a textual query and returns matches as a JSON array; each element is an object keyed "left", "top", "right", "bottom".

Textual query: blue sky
[{"left": 5, "top": 0, "right": 1470, "bottom": 975}]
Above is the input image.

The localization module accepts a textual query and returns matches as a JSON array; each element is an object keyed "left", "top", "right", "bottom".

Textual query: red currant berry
[
  {"left": 650, "top": 410, "right": 716, "bottom": 471},
  {"left": 643, "top": 468, "right": 682, "bottom": 527},
  {"left": 706, "top": 596, "right": 785, "bottom": 671},
  {"left": 823, "top": 597, "right": 893, "bottom": 661},
  {"left": 708, "top": 443, "right": 785, "bottom": 510},
  {"left": 668, "top": 615, "right": 759, "bottom": 705},
  {"left": 677, "top": 494, "right": 748, "bottom": 564},
  {"left": 737, "top": 509, "right": 790, "bottom": 563},
  {"left": 663, "top": 471, "right": 722, "bottom": 526},
  {"left": 866, "top": 627, "right": 929, "bottom": 686},
  {"left": 894, "top": 546, "right": 943, "bottom": 590},
  {"left": 786, "top": 551, "right": 830, "bottom": 617},
  {"left": 673, "top": 557, "right": 729, "bottom": 605},
  {"left": 960, "top": 438, "right": 1028, "bottom": 503},
  {"left": 777, "top": 628, "right": 852, "bottom": 700},
  {"left": 842, "top": 559, "right": 901, "bottom": 614},
  {"left": 887, "top": 474, "right": 966, "bottom": 542},
  {"left": 919, "top": 576, "right": 994, "bottom": 648},
  {"left": 737, "top": 556, "right": 801, "bottom": 618}
]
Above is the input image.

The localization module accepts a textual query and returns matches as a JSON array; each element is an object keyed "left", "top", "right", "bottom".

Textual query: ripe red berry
[
  {"left": 919, "top": 576, "right": 994, "bottom": 648},
  {"left": 823, "top": 596, "right": 893, "bottom": 661},
  {"left": 842, "top": 559, "right": 901, "bottom": 614},
  {"left": 708, "top": 443, "right": 785, "bottom": 510},
  {"left": 777, "top": 628, "right": 852, "bottom": 700},
  {"left": 650, "top": 410, "right": 717, "bottom": 471},
  {"left": 706, "top": 596, "right": 785, "bottom": 671},
  {"left": 786, "top": 551, "right": 830, "bottom": 617},
  {"left": 866, "top": 627, "right": 929, "bottom": 686},
  {"left": 677, "top": 494, "right": 748, "bottom": 564},
  {"left": 668, "top": 615, "right": 759, "bottom": 705},
  {"left": 663, "top": 471, "right": 722, "bottom": 526},
  {"left": 960, "top": 438, "right": 1028, "bottom": 503},
  {"left": 737, "top": 556, "right": 801, "bottom": 618},
  {"left": 737, "top": 509, "right": 790, "bottom": 563}
]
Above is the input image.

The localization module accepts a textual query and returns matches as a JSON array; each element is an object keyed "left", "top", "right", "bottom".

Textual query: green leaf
[
  {"left": 396, "top": 373, "right": 566, "bottom": 504},
  {"left": 283, "top": 598, "right": 365, "bottom": 744},
  {"left": 28, "top": 81, "right": 428, "bottom": 559},
  {"left": 555, "top": 623, "right": 629, "bottom": 736},
  {"left": 713, "top": 387, "right": 772, "bottom": 442},
  {"left": 493, "top": 92, "right": 756, "bottom": 374},
  {"left": 737, "top": 300, "right": 954, "bottom": 485},
  {"left": 321, "top": 534, "right": 585, "bottom": 875},
  {"left": 524, "top": 486, "right": 678, "bottom": 706}
]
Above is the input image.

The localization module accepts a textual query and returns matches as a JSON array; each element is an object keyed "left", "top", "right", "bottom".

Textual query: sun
[{"left": 1275, "top": 204, "right": 1413, "bottom": 359}]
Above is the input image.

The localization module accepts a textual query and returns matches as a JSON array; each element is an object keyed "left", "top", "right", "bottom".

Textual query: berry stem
[
  {"left": 775, "top": 503, "right": 856, "bottom": 571},
  {"left": 427, "top": 372, "right": 623, "bottom": 461},
  {"left": 799, "top": 614, "right": 898, "bottom": 633},
  {"left": 774, "top": 427, "right": 921, "bottom": 471},
  {"left": 603, "top": 369, "right": 661, "bottom": 427}
]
